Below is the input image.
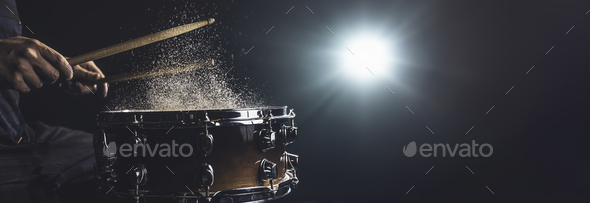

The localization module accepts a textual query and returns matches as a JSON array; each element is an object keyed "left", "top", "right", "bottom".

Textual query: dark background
[{"left": 14, "top": 0, "right": 590, "bottom": 202}]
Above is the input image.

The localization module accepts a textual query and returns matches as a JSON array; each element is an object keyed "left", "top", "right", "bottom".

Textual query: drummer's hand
[
  {"left": 60, "top": 61, "right": 108, "bottom": 97},
  {"left": 0, "top": 36, "right": 73, "bottom": 93}
]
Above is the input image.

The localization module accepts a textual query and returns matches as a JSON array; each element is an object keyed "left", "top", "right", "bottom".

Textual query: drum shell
[{"left": 94, "top": 118, "right": 289, "bottom": 193}]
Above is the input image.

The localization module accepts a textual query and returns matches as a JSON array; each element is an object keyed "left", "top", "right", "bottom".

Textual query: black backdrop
[{"left": 14, "top": 0, "right": 590, "bottom": 202}]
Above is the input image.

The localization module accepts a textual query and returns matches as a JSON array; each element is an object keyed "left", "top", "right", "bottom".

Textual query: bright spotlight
[{"left": 342, "top": 35, "right": 394, "bottom": 80}]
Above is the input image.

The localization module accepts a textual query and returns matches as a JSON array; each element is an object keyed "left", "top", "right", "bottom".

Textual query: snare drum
[{"left": 94, "top": 106, "right": 299, "bottom": 203}]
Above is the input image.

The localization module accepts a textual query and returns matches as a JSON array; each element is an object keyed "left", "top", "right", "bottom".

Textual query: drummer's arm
[{"left": 0, "top": 36, "right": 107, "bottom": 97}]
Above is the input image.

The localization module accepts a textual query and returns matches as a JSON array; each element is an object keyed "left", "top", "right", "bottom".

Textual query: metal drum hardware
[{"left": 94, "top": 106, "right": 299, "bottom": 203}]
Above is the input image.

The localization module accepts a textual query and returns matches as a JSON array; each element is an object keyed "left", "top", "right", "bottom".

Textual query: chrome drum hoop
[
  {"left": 98, "top": 174, "right": 299, "bottom": 203},
  {"left": 97, "top": 106, "right": 294, "bottom": 128}
]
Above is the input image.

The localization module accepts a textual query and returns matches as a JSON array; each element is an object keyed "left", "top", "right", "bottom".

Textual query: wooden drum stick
[
  {"left": 83, "top": 59, "right": 215, "bottom": 85},
  {"left": 67, "top": 18, "right": 215, "bottom": 66}
]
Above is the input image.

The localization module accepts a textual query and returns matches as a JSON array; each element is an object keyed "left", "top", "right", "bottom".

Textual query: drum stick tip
[{"left": 208, "top": 18, "right": 215, "bottom": 24}]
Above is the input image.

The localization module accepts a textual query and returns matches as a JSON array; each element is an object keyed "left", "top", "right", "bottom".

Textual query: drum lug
[
  {"left": 199, "top": 164, "right": 215, "bottom": 187},
  {"left": 128, "top": 136, "right": 146, "bottom": 157},
  {"left": 259, "top": 158, "right": 278, "bottom": 182},
  {"left": 287, "top": 126, "right": 297, "bottom": 144},
  {"left": 198, "top": 164, "right": 214, "bottom": 197},
  {"left": 285, "top": 153, "right": 299, "bottom": 171},
  {"left": 129, "top": 164, "right": 148, "bottom": 186},
  {"left": 284, "top": 152, "right": 299, "bottom": 189},
  {"left": 101, "top": 131, "right": 117, "bottom": 158},
  {"left": 259, "top": 158, "right": 277, "bottom": 191},
  {"left": 199, "top": 118, "right": 214, "bottom": 157},
  {"left": 98, "top": 131, "right": 117, "bottom": 172},
  {"left": 259, "top": 129, "right": 276, "bottom": 152},
  {"left": 100, "top": 130, "right": 108, "bottom": 149},
  {"left": 284, "top": 109, "right": 297, "bottom": 145},
  {"left": 198, "top": 133, "right": 214, "bottom": 157},
  {"left": 283, "top": 124, "right": 297, "bottom": 145},
  {"left": 260, "top": 110, "right": 277, "bottom": 152}
]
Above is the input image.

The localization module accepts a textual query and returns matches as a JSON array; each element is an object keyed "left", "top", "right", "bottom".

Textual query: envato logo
[
  {"left": 103, "top": 141, "right": 193, "bottom": 158},
  {"left": 403, "top": 140, "right": 493, "bottom": 157}
]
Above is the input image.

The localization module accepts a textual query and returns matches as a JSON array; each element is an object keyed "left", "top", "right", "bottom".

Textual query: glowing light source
[{"left": 341, "top": 35, "right": 394, "bottom": 80}]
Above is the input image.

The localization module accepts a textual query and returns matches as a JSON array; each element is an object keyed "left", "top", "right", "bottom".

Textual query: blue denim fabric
[
  {"left": 0, "top": 1, "right": 96, "bottom": 202},
  {"left": 0, "top": 0, "right": 25, "bottom": 146}
]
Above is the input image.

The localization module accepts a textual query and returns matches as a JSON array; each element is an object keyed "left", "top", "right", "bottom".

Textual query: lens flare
[{"left": 342, "top": 35, "right": 394, "bottom": 80}]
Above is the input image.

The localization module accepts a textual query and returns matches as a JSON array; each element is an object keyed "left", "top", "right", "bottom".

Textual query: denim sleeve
[
  {"left": 0, "top": 0, "right": 22, "bottom": 39},
  {"left": 0, "top": 0, "right": 24, "bottom": 146},
  {"left": 0, "top": 90, "right": 25, "bottom": 146}
]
